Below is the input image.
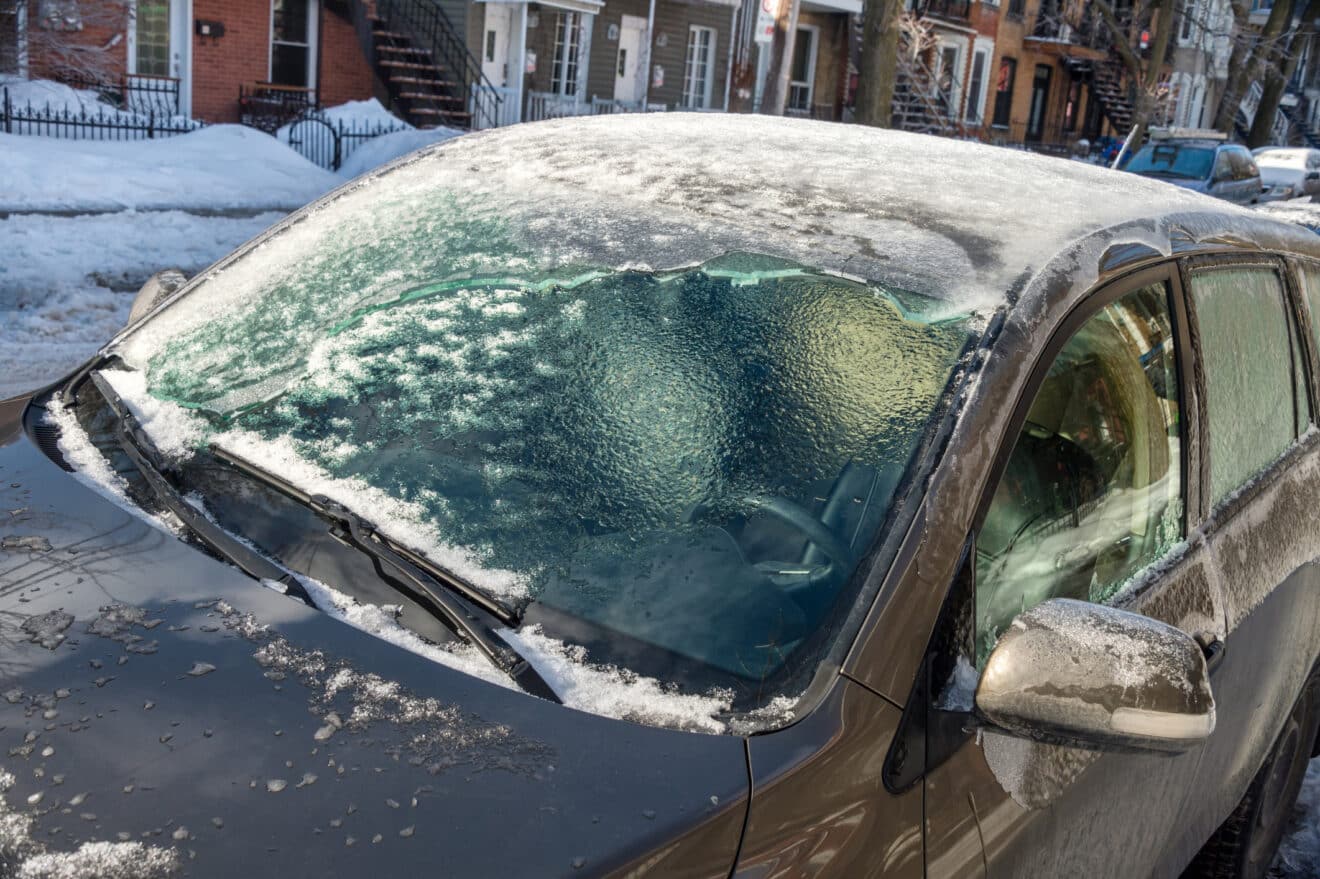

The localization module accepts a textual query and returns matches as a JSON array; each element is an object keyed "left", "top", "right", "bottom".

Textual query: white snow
[
  {"left": 501, "top": 625, "right": 734, "bottom": 733},
  {"left": 336, "top": 127, "right": 463, "bottom": 180},
  {"left": 276, "top": 97, "right": 408, "bottom": 140},
  {"left": 0, "top": 125, "right": 338, "bottom": 212},
  {"left": 0, "top": 210, "right": 281, "bottom": 400}
]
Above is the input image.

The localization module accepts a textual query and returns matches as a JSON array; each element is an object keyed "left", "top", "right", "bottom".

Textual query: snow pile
[
  {"left": 0, "top": 75, "right": 119, "bottom": 116},
  {"left": 337, "top": 127, "right": 462, "bottom": 180},
  {"left": 276, "top": 98, "right": 409, "bottom": 140},
  {"left": 502, "top": 626, "right": 734, "bottom": 733},
  {"left": 0, "top": 126, "right": 338, "bottom": 212}
]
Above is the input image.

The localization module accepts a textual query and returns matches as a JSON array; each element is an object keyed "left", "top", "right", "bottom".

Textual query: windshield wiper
[
  {"left": 85, "top": 372, "right": 312, "bottom": 604},
  {"left": 207, "top": 445, "right": 561, "bottom": 704}
]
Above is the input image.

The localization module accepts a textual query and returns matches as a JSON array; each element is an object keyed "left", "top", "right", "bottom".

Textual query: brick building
[{"left": 4, "top": 0, "right": 376, "bottom": 123}]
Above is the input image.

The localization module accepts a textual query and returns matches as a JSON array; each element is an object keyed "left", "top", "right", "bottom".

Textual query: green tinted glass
[{"left": 977, "top": 283, "right": 1183, "bottom": 659}]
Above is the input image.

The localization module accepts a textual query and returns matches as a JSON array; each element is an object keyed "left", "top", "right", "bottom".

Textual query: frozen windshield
[
  {"left": 1125, "top": 144, "right": 1216, "bottom": 181},
  {"left": 109, "top": 151, "right": 974, "bottom": 722}
]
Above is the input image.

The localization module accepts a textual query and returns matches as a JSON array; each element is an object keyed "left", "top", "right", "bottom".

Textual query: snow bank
[
  {"left": 0, "top": 75, "right": 118, "bottom": 115},
  {"left": 0, "top": 211, "right": 281, "bottom": 400},
  {"left": 276, "top": 98, "right": 410, "bottom": 142},
  {"left": 0, "top": 125, "right": 338, "bottom": 212},
  {"left": 338, "top": 127, "right": 463, "bottom": 180}
]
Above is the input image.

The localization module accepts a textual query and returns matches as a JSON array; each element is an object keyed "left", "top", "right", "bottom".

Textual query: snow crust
[
  {"left": 0, "top": 126, "right": 337, "bottom": 212},
  {"left": 501, "top": 626, "right": 734, "bottom": 733}
]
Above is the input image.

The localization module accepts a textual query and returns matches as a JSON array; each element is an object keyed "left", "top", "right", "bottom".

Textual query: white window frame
[
  {"left": 965, "top": 42, "right": 991, "bottom": 124},
  {"left": 550, "top": 11, "right": 584, "bottom": 97},
  {"left": 268, "top": 0, "right": 319, "bottom": 90},
  {"left": 682, "top": 25, "right": 716, "bottom": 110},
  {"left": 936, "top": 35, "right": 967, "bottom": 121},
  {"left": 787, "top": 23, "right": 820, "bottom": 114}
]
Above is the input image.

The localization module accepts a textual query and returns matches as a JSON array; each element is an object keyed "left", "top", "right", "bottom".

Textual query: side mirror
[
  {"left": 976, "top": 599, "right": 1215, "bottom": 753},
  {"left": 127, "top": 268, "right": 188, "bottom": 327},
  {"left": 1307, "top": 171, "right": 1319, "bottom": 181}
]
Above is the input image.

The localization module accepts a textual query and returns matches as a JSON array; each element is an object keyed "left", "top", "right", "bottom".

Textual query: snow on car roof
[{"left": 331, "top": 113, "right": 1320, "bottom": 318}]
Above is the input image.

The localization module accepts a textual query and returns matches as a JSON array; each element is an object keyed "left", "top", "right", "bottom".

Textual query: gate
[{"left": 284, "top": 115, "right": 341, "bottom": 171}]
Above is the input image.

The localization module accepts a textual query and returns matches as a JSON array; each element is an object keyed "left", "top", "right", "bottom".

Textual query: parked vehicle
[
  {"left": 1123, "top": 130, "right": 1263, "bottom": 204},
  {"left": 1258, "top": 198, "right": 1320, "bottom": 234},
  {"left": 3, "top": 116, "right": 1320, "bottom": 878},
  {"left": 1251, "top": 147, "right": 1320, "bottom": 201}
]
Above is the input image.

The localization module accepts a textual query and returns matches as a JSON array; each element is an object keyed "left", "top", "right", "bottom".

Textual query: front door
[
  {"left": 613, "top": 14, "right": 647, "bottom": 104},
  {"left": 1025, "top": 62, "right": 1051, "bottom": 141},
  {"left": 132, "top": 0, "right": 192, "bottom": 115},
  {"left": 482, "top": 3, "right": 514, "bottom": 88}
]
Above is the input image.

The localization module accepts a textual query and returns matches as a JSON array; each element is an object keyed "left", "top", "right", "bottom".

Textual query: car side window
[
  {"left": 1189, "top": 267, "right": 1299, "bottom": 508},
  {"left": 1213, "top": 150, "right": 1233, "bottom": 181},
  {"left": 976, "top": 283, "right": 1183, "bottom": 659}
]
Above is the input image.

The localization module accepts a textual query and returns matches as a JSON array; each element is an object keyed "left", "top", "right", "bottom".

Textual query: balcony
[
  {"left": 914, "top": 0, "right": 971, "bottom": 23},
  {"left": 1025, "top": 2, "right": 1108, "bottom": 59}
]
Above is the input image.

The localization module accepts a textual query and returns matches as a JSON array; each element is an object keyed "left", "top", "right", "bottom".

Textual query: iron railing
[
  {"left": 48, "top": 73, "right": 183, "bottom": 116},
  {"left": 238, "top": 82, "right": 317, "bottom": 133},
  {"left": 364, "top": 0, "right": 505, "bottom": 130},
  {"left": 1, "top": 86, "right": 202, "bottom": 139},
  {"left": 1029, "top": 1, "right": 1108, "bottom": 51},
  {"left": 280, "top": 110, "right": 413, "bottom": 171},
  {"left": 914, "top": 0, "right": 971, "bottom": 21}
]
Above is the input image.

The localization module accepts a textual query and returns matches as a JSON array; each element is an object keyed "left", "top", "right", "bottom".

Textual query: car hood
[{"left": 0, "top": 398, "right": 749, "bottom": 878}]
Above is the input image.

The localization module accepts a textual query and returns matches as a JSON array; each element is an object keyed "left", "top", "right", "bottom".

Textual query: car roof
[{"left": 377, "top": 114, "right": 1315, "bottom": 321}]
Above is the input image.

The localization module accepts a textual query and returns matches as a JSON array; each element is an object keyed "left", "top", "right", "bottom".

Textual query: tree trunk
[
  {"left": 1213, "top": 1, "right": 1255, "bottom": 133},
  {"left": 1248, "top": 0, "right": 1317, "bottom": 146},
  {"left": 760, "top": 0, "right": 802, "bottom": 115},
  {"left": 1224, "top": 0, "right": 1296, "bottom": 136},
  {"left": 854, "top": 0, "right": 903, "bottom": 127}
]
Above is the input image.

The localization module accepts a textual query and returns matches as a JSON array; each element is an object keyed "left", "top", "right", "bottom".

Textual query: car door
[
  {"left": 921, "top": 263, "right": 1226, "bottom": 878},
  {"left": 1166, "top": 256, "right": 1320, "bottom": 868}
]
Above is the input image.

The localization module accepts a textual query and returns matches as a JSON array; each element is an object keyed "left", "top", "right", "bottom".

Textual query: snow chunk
[
  {"left": 502, "top": 625, "right": 733, "bottom": 734},
  {"left": 97, "top": 368, "right": 206, "bottom": 461}
]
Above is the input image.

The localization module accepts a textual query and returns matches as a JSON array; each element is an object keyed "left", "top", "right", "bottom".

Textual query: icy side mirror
[
  {"left": 127, "top": 268, "right": 188, "bottom": 326},
  {"left": 975, "top": 599, "right": 1215, "bottom": 753}
]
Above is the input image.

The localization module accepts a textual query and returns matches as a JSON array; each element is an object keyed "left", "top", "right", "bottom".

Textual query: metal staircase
[
  {"left": 347, "top": 0, "right": 504, "bottom": 129},
  {"left": 890, "top": 45, "right": 961, "bottom": 136}
]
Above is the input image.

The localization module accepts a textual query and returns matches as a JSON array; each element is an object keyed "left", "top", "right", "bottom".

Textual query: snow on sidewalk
[
  {"left": 0, "top": 210, "right": 282, "bottom": 399},
  {"left": 0, "top": 125, "right": 339, "bottom": 213}
]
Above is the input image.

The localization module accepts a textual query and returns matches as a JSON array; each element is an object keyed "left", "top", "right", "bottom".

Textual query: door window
[
  {"left": 976, "top": 283, "right": 1183, "bottom": 657},
  {"left": 551, "top": 12, "right": 583, "bottom": 97},
  {"left": 787, "top": 27, "right": 817, "bottom": 113},
  {"left": 682, "top": 26, "right": 716, "bottom": 109},
  {"left": 992, "top": 57, "right": 1016, "bottom": 127},
  {"left": 1189, "top": 267, "right": 1298, "bottom": 507},
  {"left": 1026, "top": 64, "right": 1051, "bottom": 141},
  {"left": 965, "top": 49, "right": 987, "bottom": 123},
  {"left": 136, "top": 0, "right": 171, "bottom": 77}
]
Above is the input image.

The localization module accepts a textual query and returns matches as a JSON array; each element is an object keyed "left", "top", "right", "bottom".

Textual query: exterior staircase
[
  {"left": 891, "top": 46, "right": 961, "bottom": 136},
  {"left": 1088, "top": 58, "right": 1135, "bottom": 133},
  {"left": 347, "top": 0, "right": 505, "bottom": 130}
]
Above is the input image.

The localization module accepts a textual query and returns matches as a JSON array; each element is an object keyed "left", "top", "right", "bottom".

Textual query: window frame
[
  {"left": 970, "top": 260, "right": 1199, "bottom": 589},
  {"left": 682, "top": 25, "right": 717, "bottom": 110},
  {"left": 268, "top": 0, "right": 318, "bottom": 90},
  {"left": 550, "top": 11, "right": 583, "bottom": 98},
  {"left": 1181, "top": 253, "right": 1318, "bottom": 523}
]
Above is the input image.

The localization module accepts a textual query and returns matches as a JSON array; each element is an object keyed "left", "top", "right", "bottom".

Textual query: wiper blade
[
  {"left": 85, "top": 372, "right": 312, "bottom": 604},
  {"left": 208, "top": 446, "right": 561, "bottom": 704}
]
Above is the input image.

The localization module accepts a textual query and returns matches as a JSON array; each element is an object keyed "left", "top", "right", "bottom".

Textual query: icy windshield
[{"left": 108, "top": 154, "right": 974, "bottom": 721}]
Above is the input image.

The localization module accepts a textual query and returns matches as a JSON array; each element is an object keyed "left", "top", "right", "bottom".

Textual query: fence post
[
  {"left": 3, "top": 88, "right": 9, "bottom": 135},
  {"left": 149, "top": 111, "right": 155, "bottom": 139},
  {"left": 333, "top": 120, "right": 342, "bottom": 172}
]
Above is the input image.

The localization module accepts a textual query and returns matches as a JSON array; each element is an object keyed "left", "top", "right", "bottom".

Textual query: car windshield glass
[
  {"left": 1125, "top": 144, "right": 1216, "bottom": 180},
  {"left": 107, "top": 155, "right": 974, "bottom": 723}
]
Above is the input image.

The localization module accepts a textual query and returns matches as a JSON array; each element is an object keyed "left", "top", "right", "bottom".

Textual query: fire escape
[
  {"left": 1030, "top": 0, "right": 1137, "bottom": 137},
  {"left": 890, "top": 5, "right": 970, "bottom": 136},
  {"left": 342, "top": 0, "right": 504, "bottom": 129}
]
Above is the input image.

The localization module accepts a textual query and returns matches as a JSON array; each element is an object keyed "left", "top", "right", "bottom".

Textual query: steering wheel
[{"left": 741, "top": 493, "right": 856, "bottom": 571}]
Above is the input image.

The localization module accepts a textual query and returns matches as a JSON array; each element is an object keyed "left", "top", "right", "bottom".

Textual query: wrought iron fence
[
  {"left": 0, "top": 86, "right": 202, "bottom": 139},
  {"left": 53, "top": 73, "right": 183, "bottom": 116},
  {"left": 279, "top": 110, "right": 413, "bottom": 171}
]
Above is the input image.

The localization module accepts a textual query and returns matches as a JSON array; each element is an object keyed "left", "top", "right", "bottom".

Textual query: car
[
  {"left": 1257, "top": 198, "right": 1320, "bottom": 234},
  {"left": 1123, "top": 130, "right": 1263, "bottom": 204},
  {"left": 1251, "top": 147, "right": 1320, "bottom": 201},
  {"left": 3, "top": 115, "right": 1320, "bottom": 879}
]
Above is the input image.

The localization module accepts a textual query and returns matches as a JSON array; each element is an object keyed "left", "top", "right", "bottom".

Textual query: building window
[
  {"left": 1026, "top": 63, "right": 1051, "bottom": 141},
  {"left": 991, "top": 56, "right": 1015, "bottom": 127},
  {"left": 682, "top": 25, "right": 716, "bottom": 109},
  {"left": 965, "top": 48, "right": 987, "bottom": 123},
  {"left": 271, "top": 0, "right": 311, "bottom": 87},
  {"left": 551, "top": 11, "right": 582, "bottom": 96},
  {"left": 1063, "top": 76, "right": 1082, "bottom": 131},
  {"left": 136, "top": 0, "right": 171, "bottom": 77},
  {"left": 1180, "top": 0, "right": 1196, "bottom": 42},
  {"left": 1006, "top": 0, "right": 1026, "bottom": 18}
]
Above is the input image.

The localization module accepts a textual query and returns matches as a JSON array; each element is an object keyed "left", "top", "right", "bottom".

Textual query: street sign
[{"left": 754, "top": 0, "right": 778, "bottom": 44}]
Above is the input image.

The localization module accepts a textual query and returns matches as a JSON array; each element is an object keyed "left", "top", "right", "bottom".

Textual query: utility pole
[{"left": 759, "top": 0, "right": 801, "bottom": 115}]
